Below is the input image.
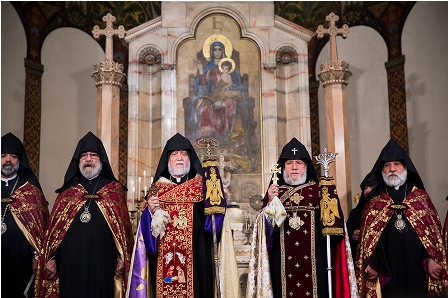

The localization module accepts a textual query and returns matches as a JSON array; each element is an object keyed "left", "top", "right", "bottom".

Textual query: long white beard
[
  {"left": 1, "top": 162, "right": 19, "bottom": 177},
  {"left": 168, "top": 162, "right": 190, "bottom": 178},
  {"left": 79, "top": 161, "right": 103, "bottom": 180},
  {"left": 283, "top": 169, "right": 307, "bottom": 186},
  {"left": 383, "top": 168, "right": 407, "bottom": 188}
]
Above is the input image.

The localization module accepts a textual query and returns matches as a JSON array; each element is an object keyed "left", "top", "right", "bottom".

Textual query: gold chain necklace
[
  {"left": 385, "top": 184, "right": 407, "bottom": 232},
  {"left": 80, "top": 176, "right": 101, "bottom": 224},
  {"left": 2, "top": 176, "right": 20, "bottom": 235}
]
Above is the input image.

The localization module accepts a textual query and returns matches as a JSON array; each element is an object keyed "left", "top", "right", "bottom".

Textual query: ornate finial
[
  {"left": 270, "top": 163, "right": 281, "bottom": 184},
  {"left": 316, "top": 12, "right": 349, "bottom": 61},
  {"left": 197, "top": 139, "right": 219, "bottom": 159},
  {"left": 148, "top": 183, "right": 159, "bottom": 197},
  {"left": 313, "top": 148, "right": 337, "bottom": 178}
]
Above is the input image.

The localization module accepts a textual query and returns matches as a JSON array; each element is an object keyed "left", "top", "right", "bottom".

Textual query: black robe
[
  {"left": 55, "top": 176, "right": 118, "bottom": 298},
  {"left": 1, "top": 176, "right": 34, "bottom": 298},
  {"left": 370, "top": 183, "right": 428, "bottom": 298}
]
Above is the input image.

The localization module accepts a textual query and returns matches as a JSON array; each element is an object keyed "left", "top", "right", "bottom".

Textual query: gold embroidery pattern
[
  {"left": 205, "top": 167, "right": 223, "bottom": 206},
  {"left": 155, "top": 179, "right": 201, "bottom": 298},
  {"left": 320, "top": 186, "right": 340, "bottom": 227},
  {"left": 356, "top": 190, "right": 448, "bottom": 297},
  {"left": 279, "top": 183, "right": 319, "bottom": 298}
]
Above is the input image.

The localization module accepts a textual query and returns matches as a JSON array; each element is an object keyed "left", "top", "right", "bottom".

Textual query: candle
[
  {"left": 144, "top": 186, "right": 147, "bottom": 197},
  {"left": 138, "top": 177, "right": 141, "bottom": 201},
  {"left": 132, "top": 184, "right": 135, "bottom": 211},
  {"left": 151, "top": 176, "right": 154, "bottom": 185},
  {"left": 144, "top": 170, "right": 147, "bottom": 191}
]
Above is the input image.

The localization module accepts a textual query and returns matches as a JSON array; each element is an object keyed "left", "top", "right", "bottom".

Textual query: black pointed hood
[
  {"left": 369, "top": 139, "right": 424, "bottom": 190},
  {"left": 356, "top": 172, "right": 380, "bottom": 208},
  {"left": 273, "top": 137, "right": 318, "bottom": 185},
  {"left": 153, "top": 133, "right": 202, "bottom": 182},
  {"left": 1, "top": 132, "right": 42, "bottom": 190},
  {"left": 56, "top": 131, "right": 117, "bottom": 193}
]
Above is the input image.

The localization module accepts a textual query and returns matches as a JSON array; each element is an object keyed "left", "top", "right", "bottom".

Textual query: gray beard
[
  {"left": 383, "top": 168, "right": 407, "bottom": 188},
  {"left": 283, "top": 169, "right": 307, "bottom": 186},
  {"left": 168, "top": 162, "right": 190, "bottom": 178},
  {"left": 79, "top": 162, "right": 102, "bottom": 180},
  {"left": 2, "top": 162, "right": 19, "bottom": 177}
]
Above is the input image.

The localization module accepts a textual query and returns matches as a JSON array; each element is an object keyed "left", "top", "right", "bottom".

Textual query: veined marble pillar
[
  {"left": 318, "top": 60, "right": 352, "bottom": 215},
  {"left": 91, "top": 60, "right": 126, "bottom": 176}
]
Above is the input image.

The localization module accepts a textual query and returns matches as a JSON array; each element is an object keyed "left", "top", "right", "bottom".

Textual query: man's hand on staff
[
  {"left": 267, "top": 184, "right": 279, "bottom": 203},
  {"left": 365, "top": 265, "right": 378, "bottom": 280},
  {"left": 147, "top": 195, "right": 160, "bottom": 214},
  {"left": 45, "top": 259, "right": 57, "bottom": 280}
]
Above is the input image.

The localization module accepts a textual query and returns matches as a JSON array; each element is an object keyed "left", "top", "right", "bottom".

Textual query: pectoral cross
[
  {"left": 92, "top": 13, "right": 126, "bottom": 62},
  {"left": 316, "top": 12, "right": 350, "bottom": 61},
  {"left": 270, "top": 163, "right": 281, "bottom": 185}
]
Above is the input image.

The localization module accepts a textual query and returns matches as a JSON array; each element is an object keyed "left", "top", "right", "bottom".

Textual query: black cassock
[{"left": 55, "top": 176, "right": 118, "bottom": 298}]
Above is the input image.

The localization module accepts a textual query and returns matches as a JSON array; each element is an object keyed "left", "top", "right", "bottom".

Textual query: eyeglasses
[{"left": 80, "top": 152, "right": 100, "bottom": 160}]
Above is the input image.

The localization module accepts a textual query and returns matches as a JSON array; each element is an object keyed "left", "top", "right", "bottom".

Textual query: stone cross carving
[
  {"left": 270, "top": 163, "right": 281, "bottom": 185},
  {"left": 92, "top": 13, "right": 126, "bottom": 62},
  {"left": 316, "top": 12, "right": 349, "bottom": 61}
]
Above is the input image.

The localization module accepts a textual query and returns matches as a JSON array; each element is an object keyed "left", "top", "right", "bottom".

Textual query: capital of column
[
  {"left": 263, "top": 63, "right": 277, "bottom": 70},
  {"left": 317, "top": 60, "right": 352, "bottom": 87},
  {"left": 91, "top": 59, "right": 126, "bottom": 87},
  {"left": 161, "top": 63, "right": 175, "bottom": 70}
]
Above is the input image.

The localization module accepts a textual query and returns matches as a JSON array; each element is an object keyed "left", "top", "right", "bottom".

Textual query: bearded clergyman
[
  {"left": 35, "top": 131, "right": 133, "bottom": 298},
  {"left": 1, "top": 132, "right": 49, "bottom": 297},
  {"left": 246, "top": 137, "right": 356, "bottom": 298},
  {"left": 356, "top": 139, "right": 448, "bottom": 297},
  {"left": 127, "top": 133, "right": 239, "bottom": 298}
]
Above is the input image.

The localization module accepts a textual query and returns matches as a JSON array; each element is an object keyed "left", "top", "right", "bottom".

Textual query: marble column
[
  {"left": 318, "top": 60, "right": 352, "bottom": 215},
  {"left": 91, "top": 60, "right": 126, "bottom": 176}
]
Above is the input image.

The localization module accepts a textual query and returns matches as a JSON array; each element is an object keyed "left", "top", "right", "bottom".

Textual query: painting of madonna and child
[{"left": 178, "top": 15, "right": 261, "bottom": 179}]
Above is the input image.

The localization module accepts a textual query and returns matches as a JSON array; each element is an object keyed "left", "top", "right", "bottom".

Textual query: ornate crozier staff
[
  {"left": 314, "top": 148, "right": 339, "bottom": 298},
  {"left": 197, "top": 138, "right": 226, "bottom": 298}
]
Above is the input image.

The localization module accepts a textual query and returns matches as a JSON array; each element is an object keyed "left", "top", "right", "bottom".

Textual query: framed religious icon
[{"left": 177, "top": 14, "right": 262, "bottom": 202}]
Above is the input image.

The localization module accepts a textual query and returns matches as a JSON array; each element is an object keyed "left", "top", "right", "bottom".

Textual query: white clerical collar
[
  {"left": 173, "top": 174, "right": 187, "bottom": 183},
  {"left": 86, "top": 173, "right": 100, "bottom": 181},
  {"left": 1, "top": 174, "right": 17, "bottom": 183},
  {"left": 1, "top": 174, "right": 17, "bottom": 186}
]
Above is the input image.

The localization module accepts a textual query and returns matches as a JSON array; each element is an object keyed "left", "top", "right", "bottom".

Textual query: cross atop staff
[
  {"left": 197, "top": 138, "right": 219, "bottom": 159},
  {"left": 270, "top": 163, "right": 281, "bottom": 185},
  {"left": 314, "top": 148, "right": 338, "bottom": 178},
  {"left": 92, "top": 13, "right": 126, "bottom": 62},
  {"left": 147, "top": 183, "right": 159, "bottom": 198},
  {"left": 316, "top": 12, "right": 349, "bottom": 61}
]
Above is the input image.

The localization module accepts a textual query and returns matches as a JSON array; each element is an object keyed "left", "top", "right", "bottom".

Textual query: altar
[{"left": 124, "top": 2, "right": 314, "bottom": 294}]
